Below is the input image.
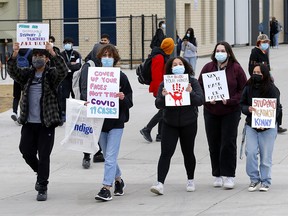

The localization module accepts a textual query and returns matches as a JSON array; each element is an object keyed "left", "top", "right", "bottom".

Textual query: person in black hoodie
[
  {"left": 248, "top": 34, "right": 286, "bottom": 133},
  {"left": 81, "top": 44, "right": 133, "bottom": 201},
  {"left": 240, "top": 64, "right": 280, "bottom": 192},
  {"left": 150, "top": 21, "right": 166, "bottom": 49},
  {"left": 60, "top": 37, "right": 82, "bottom": 123},
  {"left": 150, "top": 57, "right": 204, "bottom": 195}
]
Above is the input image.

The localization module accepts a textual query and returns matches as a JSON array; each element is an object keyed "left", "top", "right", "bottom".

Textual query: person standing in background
[
  {"left": 182, "top": 28, "right": 197, "bottom": 73},
  {"left": 150, "top": 21, "right": 166, "bottom": 49}
]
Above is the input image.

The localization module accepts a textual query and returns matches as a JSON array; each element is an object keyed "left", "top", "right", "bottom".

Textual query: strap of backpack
[{"left": 24, "top": 49, "right": 32, "bottom": 58}]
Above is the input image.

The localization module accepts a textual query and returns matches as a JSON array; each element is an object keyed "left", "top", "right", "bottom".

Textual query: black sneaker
[
  {"left": 140, "top": 127, "right": 152, "bottom": 142},
  {"left": 248, "top": 181, "right": 260, "bottom": 192},
  {"left": 93, "top": 152, "right": 105, "bottom": 163},
  {"left": 95, "top": 187, "right": 112, "bottom": 201},
  {"left": 82, "top": 158, "right": 91, "bottom": 169},
  {"left": 278, "top": 126, "right": 287, "bottom": 133},
  {"left": 36, "top": 189, "right": 47, "bottom": 201},
  {"left": 114, "top": 179, "right": 125, "bottom": 196},
  {"left": 259, "top": 184, "right": 269, "bottom": 192},
  {"left": 156, "top": 134, "right": 161, "bottom": 142}
]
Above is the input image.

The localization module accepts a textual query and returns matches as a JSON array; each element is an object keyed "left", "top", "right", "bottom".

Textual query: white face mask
[{"left": 161, "top": 24, "right": 166, "bottom": 29}]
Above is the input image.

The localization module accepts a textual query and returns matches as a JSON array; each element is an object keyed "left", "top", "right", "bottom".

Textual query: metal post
[
  {"left": 165, "top": 0, "right": 176, "bottom": 56},
  {"left": 217, "top": 0, "right": 225, "bottom": 42},
  {"left": 284, "top": 0, "right": 288, "bottom": 43},
  {"left": 250, "top": 0, "right": 259, "bottom": 46},
  {"left": 262, "top": 0, "right": 270, "bottom": 35},
  {"left": 141, "top": 14, "right": 145, "bottom": 62},
  {"left": 129, "top": 15, "right": 133, "bottom": 69}
]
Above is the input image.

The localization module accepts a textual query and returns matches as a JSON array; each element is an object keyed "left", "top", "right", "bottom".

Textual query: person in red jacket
[{"left": 140, "top": 38, "right": 174, "bottom": 142}]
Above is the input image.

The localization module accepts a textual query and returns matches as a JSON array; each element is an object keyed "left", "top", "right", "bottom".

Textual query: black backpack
[
  {"left": 136, "top": 54, "right": 153, "bottom": 85},
  {"left": 17, "top": 49, "right": 32, "bottom": 68}
]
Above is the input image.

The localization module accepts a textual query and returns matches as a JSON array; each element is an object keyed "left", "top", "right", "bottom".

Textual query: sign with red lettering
[
  {"left": 201, "top": 70, "right": 230, "bottom": 102},
  {"left": 252, "top": 98, "right": 277, "bottom": 128},
  {"left": 87, "top": 67, "right": 120, "bottom": 118},
  {"left": 164, "top": 74, "right": 190, "bottom": 106},
  {"left": 16, "top": 23, "right": 49, "bottom": 49}
]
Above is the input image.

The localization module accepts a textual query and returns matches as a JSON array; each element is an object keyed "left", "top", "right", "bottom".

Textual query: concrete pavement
[{"left": 0, "top": 45, "right": 288, "bottom": 216}]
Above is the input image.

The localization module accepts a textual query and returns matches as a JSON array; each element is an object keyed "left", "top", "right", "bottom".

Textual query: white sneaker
[
  {"left": 213, "top": 177, "right": 223, "bottom": 187},
  {"left": 186, "top": 179, "right": 195, "bottom": 192},
  {"left": 11, "top": 113, "right": 21, "bottom": 126},
  {"left": 150, "top": 182, "right": 164, "bottom": 195},
  {"left": 223, "top": 177, "right": 235, "bottom": 189}
]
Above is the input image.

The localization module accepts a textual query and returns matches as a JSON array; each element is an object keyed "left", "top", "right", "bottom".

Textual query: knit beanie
[{"left": 160, "top": 38, "right": 175, "bottom": 55}]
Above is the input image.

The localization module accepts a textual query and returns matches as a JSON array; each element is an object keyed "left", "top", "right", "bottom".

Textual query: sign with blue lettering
[
  {"left": 87, "top": 67, "right": 120, "bottom": 118},
  {"left": 252, "top": 98, "right": 277, "bottom": 128},
  {"left": 201, "top": 70, "right": 230, "bottom": 102},
  {"left": 16, "top": 23, "right": 49, "bottom": 49}
]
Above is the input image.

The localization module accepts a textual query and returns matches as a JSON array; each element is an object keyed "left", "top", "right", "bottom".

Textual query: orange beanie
[{"left": 160, "top": 38, "right": 175, "bottom": 55}]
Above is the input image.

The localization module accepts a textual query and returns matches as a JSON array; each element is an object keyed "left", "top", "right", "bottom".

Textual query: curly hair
[{"left": 96, "top": 44, "right": 120, "bottom": 66}]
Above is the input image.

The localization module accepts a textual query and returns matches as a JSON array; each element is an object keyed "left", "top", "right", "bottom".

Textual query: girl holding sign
[
  {"left": 150, "top": 57, "right": 204, "bottom": 195},
  {"left": 198, "top": 41, "right": 247, "bottom": 189},
  {"left": 240, "top": 64, "right": 280, "bottom": 192}
]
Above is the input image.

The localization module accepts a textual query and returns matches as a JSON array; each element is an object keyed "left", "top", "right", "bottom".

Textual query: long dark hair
[
  {"left": 184, "top": 28, "right": 197, "bottom": 46},
  {"left": 211, "top": 41, "right": 238, "bottom": 64},
  {"left": 247, "top": 63, "right": 273, "bottom": 96},
  {"left": 164, "top": 57, "right": 194, "bottom": 77}
]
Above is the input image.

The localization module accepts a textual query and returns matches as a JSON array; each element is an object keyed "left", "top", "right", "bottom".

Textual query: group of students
[
  {"left": 142, "top": 27, "right": 284, "bottom": 196},
  {"left": 7, "top": 28, "right": 284, "bottom": 202}
]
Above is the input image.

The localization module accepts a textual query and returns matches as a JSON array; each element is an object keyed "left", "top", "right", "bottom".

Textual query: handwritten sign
[
  {"left": 16, "top": 23, "right": 49, "bottom": 49},
  {"left": 201, "top": 70, "right": 230, "bottom": 102},
  {"left": 87, "top": 67, "right": 120, "bottom": 118},
  {"left": 252, "top": 98, "right": 277, "bottom": 128},
  {"left": 164, "top": 74, "right": 190, "bottom": 106}
]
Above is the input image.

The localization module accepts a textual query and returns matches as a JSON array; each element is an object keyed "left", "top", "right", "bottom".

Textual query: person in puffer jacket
[{"left": 150, "top": 56, "right": 204, "bottom": 195}]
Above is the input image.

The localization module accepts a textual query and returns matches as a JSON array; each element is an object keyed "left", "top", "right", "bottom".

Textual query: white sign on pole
[
  {"left": 201, "top": 70, "right": 230, "bottom": 102},
  {"left": 16, "top": 23, "right": 49, "bottom": 49},
  {"left": 164, "top": 74, "right": 190, "bottom": 106},
  {"left": 87, "top": 67, "right": 120, "bottom": 119},
  {"left": 251, "top": 98, "right": 277, "bottom": 128}
]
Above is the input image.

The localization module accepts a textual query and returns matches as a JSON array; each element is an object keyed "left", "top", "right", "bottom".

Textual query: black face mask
[{"left": 252, "top": 74, "right": 263, "bottom": 83}]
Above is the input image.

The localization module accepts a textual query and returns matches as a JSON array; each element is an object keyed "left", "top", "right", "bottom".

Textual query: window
[
  {"left": 100, "top": 0, "right": 116, "bottom": 45},
  {"left": 63, "top": 0, "right": 79, "bottom": 46},
  {"left": 27, "top": 0, "right": 42, "bottom": 22}
]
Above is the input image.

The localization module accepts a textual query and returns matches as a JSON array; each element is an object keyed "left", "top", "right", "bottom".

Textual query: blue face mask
[
  {"left": 172, "top": 65, "right": 185, "bottom": 74},
  {"left": 186, "top": 34, "right": 190, "bottom": 37},
  {"left": 64, "top": 43, "right": 72, "bottom": 51},
  {"left": 101, "top": 57, "right": 114, "bottom": 67},
  {"left": 215, "top": 52, "right": 228, "bottom": 63},
  {"left": 161, "top": 24, "right": 166, "bottom": 29},
  {"left": 260, "top": 43, "right": 269, "bottom": 50}
]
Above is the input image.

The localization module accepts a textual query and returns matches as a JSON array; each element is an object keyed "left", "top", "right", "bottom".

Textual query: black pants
[
  {"left": 19, "top": 123, "right": 55, "bottom": 186},
  {"left": 12, "top": 81, "right": 21, "bottom": 114},
  {"left": 60, "top": 73, "right": 75, "bottom": 115},
  {"left": 204, "top": 109, "right": 241, "bottom": 177},
  {"left": 146, "top": 109, "right": 163, "bottom": 135},
  {"left": 157, "top": 121, "right": 197, "bottom": 183}
]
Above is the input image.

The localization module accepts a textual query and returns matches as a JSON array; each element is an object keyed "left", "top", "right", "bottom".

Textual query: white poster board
[
  {"left": 201, "top": 70, "right": 230, "bottom": 102},
  {"left": 87, "top": 67, "right": 120, "bottom": 118},
  {"left": 164, "top": 74, "right": 190, "bottom": 106},
  {"left": 16, "top": 23, "right": 49, "bottom": 49},
  {"left": 252, "top": 98, "right": 277, "bottom": 128}
]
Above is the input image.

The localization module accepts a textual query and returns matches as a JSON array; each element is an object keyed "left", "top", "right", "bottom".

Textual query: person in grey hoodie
[{"left": 181, "top": 28, "right": 197, "bottom": 73}]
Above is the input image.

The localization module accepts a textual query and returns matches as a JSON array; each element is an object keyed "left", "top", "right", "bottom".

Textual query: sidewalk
[{"left": 0, "top": 45, "right": 288, "bottom": 216}]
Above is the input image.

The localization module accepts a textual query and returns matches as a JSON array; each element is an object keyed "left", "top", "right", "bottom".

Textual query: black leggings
[{"left": 157, "top": 121, "right": 197, "bottom": 183}]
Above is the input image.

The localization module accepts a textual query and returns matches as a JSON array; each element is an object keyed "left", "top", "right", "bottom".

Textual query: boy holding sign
[{"left": 241, "top": 64, "right": 280, "bottom": 192}]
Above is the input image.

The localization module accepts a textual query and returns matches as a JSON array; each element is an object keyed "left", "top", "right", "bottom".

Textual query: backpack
[
  {"left": 72, "top": 60, "right": 95, "bottom": 99},
  {"left": 277, "top": 22, "right": 283, "bottom": 32},
  {"left": 136, "top": 55, "right": 153, "bottom": 85},
  {"left": 17, "top": 49, "right": 32, "bottom": 68}
]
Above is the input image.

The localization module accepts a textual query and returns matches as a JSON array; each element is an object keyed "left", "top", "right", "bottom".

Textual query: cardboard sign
[
  {"left": 201, "top": 70, "right": 230, "bottom": 102},
  {"left": 16, "top": 23, "right": 49, "bottom": 49},
  {"left": 164, "top": 74, "right": 190, "bottom": 106},
  {"left": 252, "top": 98, "right": 277, "bottom": 128},
  {"left": 87, "top": 67, "right": 120, "bottom": 118}
]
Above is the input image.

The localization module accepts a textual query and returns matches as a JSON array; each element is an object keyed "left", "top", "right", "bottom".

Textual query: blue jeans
[
  {"left": 184, "top": 56, "right": 197, "bottom": 73},
  {"left": 273, "top": 32, "right": 279, "bottom": 47},
  {"left": 245, "top": 125, "right": 277, "bottom": 186},
  {"left": 98, "top": 128, "right": 123, "bottom": 186}
]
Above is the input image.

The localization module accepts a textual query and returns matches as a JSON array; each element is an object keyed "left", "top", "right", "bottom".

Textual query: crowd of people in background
[{"left": 5, "top": 17, "right": 286, "bottom": 202}]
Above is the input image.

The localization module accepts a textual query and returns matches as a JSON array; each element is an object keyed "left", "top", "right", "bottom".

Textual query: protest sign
[
  {"left": 201, "top": 70, "right": 229, "bottom": 102},
  {"left": 164, "top": 74, "right": 190, "bottom": 106},
  {"left": 16, "top": 23, "right": 49, "bottom": 49},
  {"left": 252, "top": 98, "right": 277, "bottom": 128},
  {"left": 87, "top": 67, "right": 120, "bottom": 118}
]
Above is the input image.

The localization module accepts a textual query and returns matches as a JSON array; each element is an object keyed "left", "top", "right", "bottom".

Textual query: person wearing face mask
[
  {"left": 150, "top": 21, "right": 166, "bottom": 49},
  {"left": 198, "top": 41, "right": 247, "bottom": 189},
  {"left": 140, "top": 38, "right": 174, "bottom": 143},
  {"left": 80, "top": 44, "right": 133, "bottom": 201},
  {"left": 150, "top": 57, "right": 204, "bottom": 195},
  {"left": 182, "top": 28, "right": 198, "bottom": 72},
  {"left": 60, "top": 37, "right": 82, "bottom": 124},
  {"left": 240, "top": 64, "right": 280, "bottom": 192},
  {"left": 85, "top": 33, "right": 110, "bottom": 63},
  {"left": 7, "top": 42, "right": 69, "bottom": 201},
  {"left": 248, "top": 34, "right": 286, "bottom": 133}
]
